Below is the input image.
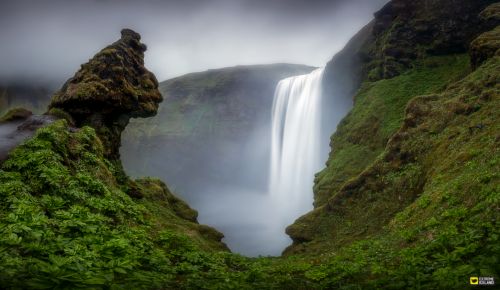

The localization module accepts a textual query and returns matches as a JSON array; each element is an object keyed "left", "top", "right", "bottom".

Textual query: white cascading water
[
  {"left": 188, "top": 68, "right": 328, "bottom": 256},
  {"left": 269, "top": 67, "right": 325, "bottom": 227}
]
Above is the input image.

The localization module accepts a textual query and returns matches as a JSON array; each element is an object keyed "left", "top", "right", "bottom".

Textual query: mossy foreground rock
[{"left": 49, "top": 29, "right": 162, "bottom": 159}]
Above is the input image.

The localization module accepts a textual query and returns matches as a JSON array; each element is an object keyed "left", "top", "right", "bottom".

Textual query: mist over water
[
  {"left": 0, "top": 122, "right": 24, "bottom": 162},
  {"left": 188, "top": 68, "right": 328, "bottom": 256}
]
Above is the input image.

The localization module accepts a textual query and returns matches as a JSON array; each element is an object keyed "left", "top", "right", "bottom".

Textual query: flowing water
[
  {"left": 193, "top": 68, "right": 327, "bottom": 256},
  {"left": 268, "top": 67, "right": 325, "bottom": 233},
  {"left": 122, "top": 67, "right": 329, "bottom": 256}
]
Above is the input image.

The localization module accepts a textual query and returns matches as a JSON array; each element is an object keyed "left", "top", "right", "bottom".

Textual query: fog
[
  {"left": 2, "top": 0, "right": 388, "bottom": 256},
  {"left": 0, "top": 0, "right": 387, "bottom": 84},
  {"left": 0, "top": 121, "right": 25, "bottom": 163}
]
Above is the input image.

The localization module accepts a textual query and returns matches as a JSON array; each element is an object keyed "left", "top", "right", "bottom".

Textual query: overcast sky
[{"left": 0, "top": 0, "right": 388, "bottom": 85}]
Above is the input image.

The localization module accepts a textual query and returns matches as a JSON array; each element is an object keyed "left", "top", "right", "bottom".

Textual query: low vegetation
[
  {"left": 0, "top": 2, "right": 498, "bottom": 288},
  {"left": 1, "top": 49, "right": 498, "bottom": 289}
]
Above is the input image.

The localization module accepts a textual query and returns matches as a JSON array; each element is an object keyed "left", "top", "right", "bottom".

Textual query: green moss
[
  {"left": 314, "top": 54, "right": 470, "bottom": 207},
  {"left": 135, "top": 177, "right": 228, "bottom": 252},
  {"left": 283, "top": 51, "right": 499, "bottom": 286},
  {"left": 46, "top": 107, "right": 75, "bottom": 125},
  {"left": 0, "top": 24, "right": 498, "bottom": 290},
  {"left": 0, "top": 107, "right": 32, "bottom": 123},
  {"left": 0, "top": 120, "right": 227, "bottom": 289}
]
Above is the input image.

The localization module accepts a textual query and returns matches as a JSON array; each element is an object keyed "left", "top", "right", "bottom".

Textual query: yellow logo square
[{"left": 470, "top": 277, "right": 479, "bottom": 285}]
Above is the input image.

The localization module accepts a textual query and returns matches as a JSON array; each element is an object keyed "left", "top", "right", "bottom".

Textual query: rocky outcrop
[
  {"left": 364, "top": 0, "right": 496, "bottom": 80},
  {"left": 470, "top": 4, "right": 500, "bottom": 69},
  {"left": 323, "top": 22, "right": 374, "bottom": 103},
  {"left": 49, "top": 29, "right": 162, "bottom": 159}
]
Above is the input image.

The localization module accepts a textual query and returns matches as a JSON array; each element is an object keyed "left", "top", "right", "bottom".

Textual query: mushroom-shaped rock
[{"left": 49, "top": 29, "right": 163, "bottom": 159}]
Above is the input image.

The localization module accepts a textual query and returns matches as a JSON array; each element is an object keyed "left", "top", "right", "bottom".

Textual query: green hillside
[{"left": 0, "top": 1, "right": 498, "bottom": 289}]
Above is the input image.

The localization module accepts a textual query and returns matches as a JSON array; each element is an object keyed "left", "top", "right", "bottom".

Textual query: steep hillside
[
  {"left": 281, "top": 28, "right": 499, "bottom": 289},
  {"left": 362, "top": 0, "right": 496, "bottom": 81},
  {"left": 121, "top": 64, "right": 315, "bottom": 195},
  {"left": 0, "top": 1, "right": 498, "bottom": 289},
  {"left": 287, "top": 1, "right": 498, "bottom": 254}
]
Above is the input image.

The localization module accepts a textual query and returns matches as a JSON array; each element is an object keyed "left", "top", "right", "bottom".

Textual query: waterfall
[{"left": 269, "top": 67, "right": 325, "bottom": 225}]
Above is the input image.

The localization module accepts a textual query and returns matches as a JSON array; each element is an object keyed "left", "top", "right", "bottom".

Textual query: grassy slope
[
  {"left": 1, "top": 52, "right": 497, "bottom": 290},
  {"left": 1, "top": 15, "right": 498, "bottom": 289},
  {"left": 313, "top": 54, "right": 470, "bottom": 207},
  {"left": 0, "top": 121, "right": 227, "bottom": 289},
  {"left": 285, "top": 52, "right": 500, "bottom": 289}
]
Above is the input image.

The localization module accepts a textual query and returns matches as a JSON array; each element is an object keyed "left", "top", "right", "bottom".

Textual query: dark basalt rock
[
  {"left": 480, "top": 2, "right": 500, "bottom": 26},
  {"left": 49, "top": 28, "right": 163, "bottom": 159},
  {"left": 364, "top": 0, "right": 497, "bottom": 81},
  {"left": 471, "top": 4, "right": 500, "bottom": 69}
]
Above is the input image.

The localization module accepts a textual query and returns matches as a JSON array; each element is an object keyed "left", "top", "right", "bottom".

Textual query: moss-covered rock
[
  {"left": 46, "top": 107, "right": 75, "bottom": 125},
  {"left": 471, "top": 4, "right": 500, "bottom": 69},
  {"left": 136, "top": 178, "right": 198, "bottom": 222},
  {"left": 49, "top": 28, "right": 163, "bottom": 159},
  {"left": 360, "top": 0, "right": 496, "bottom": 81},
  {"left": 480, "top": 2, "right": 500, "bottom": 24},
  {"left": 470, "top": 26, "right": 500, "bottom": 69},
  {"left": 0, "top": 107, "right": 32, "bottom": 123}
]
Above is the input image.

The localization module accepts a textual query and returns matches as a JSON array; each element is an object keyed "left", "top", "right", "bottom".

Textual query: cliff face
[
  {"left": 121, "top": 64, "right": 315, "bottom": 195},
  {"left": 314, "top": 0, "right": 497, "bottom": 211},
  {"left": 49, "top": 29, "right": 163, "bottom": 160},
  {"left": 364, "top": 0, "right": 496, "bottom": 80},
  {"left": 286, "top": 0, "right": 499, "bottom": 263}
]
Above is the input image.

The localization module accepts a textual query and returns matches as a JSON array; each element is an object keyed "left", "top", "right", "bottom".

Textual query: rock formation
[
  {"left": 470, "top": 3, "right": 500, "bottom": 69},
  {"left": 362, "top": 0, "right": 496, "bottom": 80},
  {"left": 49, "top": 28, "right": 163, "bottom": 159}
]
